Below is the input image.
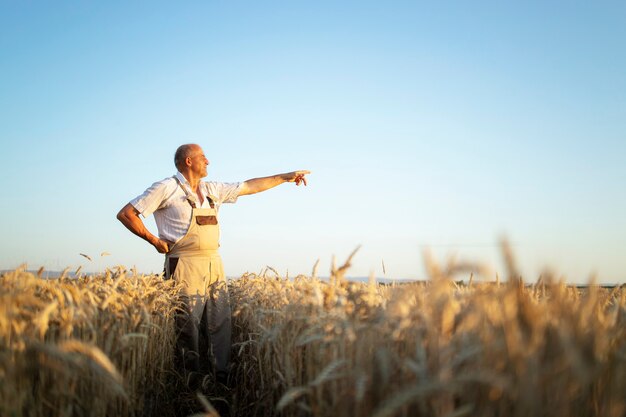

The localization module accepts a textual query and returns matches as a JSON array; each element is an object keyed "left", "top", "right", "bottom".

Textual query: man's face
[{"left": 188, "top": 146, "right": 209, "bottom": 178}]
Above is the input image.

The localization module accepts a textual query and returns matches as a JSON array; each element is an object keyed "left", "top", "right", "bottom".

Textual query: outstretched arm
[
  {"left": 239, "top": 170, "right": 311, "bottom": 196},
  {"left": 116, "top": 203, "right": 171, "bottom": 253}
]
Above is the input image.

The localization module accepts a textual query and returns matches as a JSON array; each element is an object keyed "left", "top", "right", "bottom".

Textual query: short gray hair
[{"left": 174, "top": 144, "right": 198, "bottom": 170}]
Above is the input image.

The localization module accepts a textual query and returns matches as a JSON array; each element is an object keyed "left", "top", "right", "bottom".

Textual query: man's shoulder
[
  {"left": 143, "top": 176, "right": 182, "bottom": 207},
  {"left": 139, "top": 175, "right": 179, "bottom": 197},
  {"left": 203, "top": 180, "right": 224, "bottom": 187},
  {"left": 203, "top": 180, "right": 240, "bottom": 191},
  {"left": 152, "top": 175, "right": 178, "bottom": 188},
  {"left": 130, "top": 176, "right": 180, "bottom": 214}
]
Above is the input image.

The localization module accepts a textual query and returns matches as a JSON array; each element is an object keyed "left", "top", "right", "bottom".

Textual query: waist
[{"left": 166, "top": 249, "right": 220, "bottom": 258}]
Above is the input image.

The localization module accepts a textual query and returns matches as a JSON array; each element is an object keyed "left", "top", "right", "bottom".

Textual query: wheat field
[
  {"left": 1, "top": 260, "right": 625, "bottom": 417},
  {"left": 0, "top": 267, "right": 181, "bottom": 417}
]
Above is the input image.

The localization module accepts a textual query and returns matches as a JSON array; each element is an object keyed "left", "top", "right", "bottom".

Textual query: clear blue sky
[{"left": 1, "top": 1, "right": 624, "bottom": 283}]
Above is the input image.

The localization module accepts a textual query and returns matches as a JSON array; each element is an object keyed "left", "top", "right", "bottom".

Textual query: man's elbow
[
  {"left": 116, "top": 209, "right": 127, "bottom": 224},
  {"left": 116, "top": 204, "right": 135, "bottom": 223}
]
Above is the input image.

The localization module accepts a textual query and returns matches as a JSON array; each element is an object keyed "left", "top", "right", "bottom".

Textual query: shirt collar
[
  {"left": 175, "top": 171, "right": 189, "bottom": 186},
  {"left": 174, "top": 172, "right": 215, "bottom": 206},
  {"left": 174, "top": 172, "right": 199, "bottom": 204}
]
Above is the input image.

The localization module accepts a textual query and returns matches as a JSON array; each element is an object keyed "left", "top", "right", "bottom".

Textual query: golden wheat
[
  {"left": 2, "top": 253, "right": 624, "bottom": 417},
  {"left": 228, "top": 270, "right": 626, "bottom": 417},
  {"left": 0, "top": 267, "right": 181, "bottom": 417}
]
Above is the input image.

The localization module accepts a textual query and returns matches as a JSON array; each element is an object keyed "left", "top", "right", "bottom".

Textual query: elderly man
[{"left": 117, "top": 143, "right": 309, "bottom": 385}]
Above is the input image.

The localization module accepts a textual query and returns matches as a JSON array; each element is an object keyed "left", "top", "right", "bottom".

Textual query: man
[{"left": 117, "top": 143, "right": 309, "bottom": 385}]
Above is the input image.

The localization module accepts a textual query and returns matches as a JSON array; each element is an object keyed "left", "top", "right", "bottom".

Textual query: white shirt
[{"left": 130, "top": 172, "right": 242, "bottom": 244}]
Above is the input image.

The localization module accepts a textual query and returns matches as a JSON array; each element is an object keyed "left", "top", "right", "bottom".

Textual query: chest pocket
[{"left": 196, "top": 215, "right": 218, "bottom": 225}]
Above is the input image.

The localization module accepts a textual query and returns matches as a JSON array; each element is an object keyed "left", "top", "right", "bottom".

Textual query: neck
[{"left": 180, "top": 171, "right": 201, "bottom": 191}]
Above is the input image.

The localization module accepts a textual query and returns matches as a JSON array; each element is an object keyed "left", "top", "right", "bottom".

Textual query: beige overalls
[{"left": 165, "top": 177, "right": 231, "bottom": 376}]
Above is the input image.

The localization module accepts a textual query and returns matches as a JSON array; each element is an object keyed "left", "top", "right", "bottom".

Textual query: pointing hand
[{"left": 287, "top": 170, "right": 311, "bottom": 186}]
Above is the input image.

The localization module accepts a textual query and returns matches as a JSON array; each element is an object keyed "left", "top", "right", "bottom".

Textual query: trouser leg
[
  {"left": 206, "top": 280, "right": 232, "bottom": 375},
  {"left": 175, "top": 296, "right": 201, "bottom": 374}
]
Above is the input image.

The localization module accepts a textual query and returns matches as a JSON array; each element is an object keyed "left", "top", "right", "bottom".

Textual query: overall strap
[
  {"left": 173, "top": 176, "right": 215, "bottom": 209},
  {"left": 173, "top": 176, "right": 197, "bottom": 209}
]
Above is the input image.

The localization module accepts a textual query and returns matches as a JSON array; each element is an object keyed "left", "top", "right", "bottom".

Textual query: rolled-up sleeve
[
  {"left": 129, "top": 179, "right": 176, "bottom": 218},
  {"left": 206, "top": 182, "right": 243, "bottom": 205}
]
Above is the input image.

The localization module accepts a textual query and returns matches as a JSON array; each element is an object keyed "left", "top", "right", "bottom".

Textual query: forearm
[
  {"left": 116, "top": 204, "right": 160, "bottom": 246},
  {"left": 239, "top": 173, "right": 291, "bottom": 196}
]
